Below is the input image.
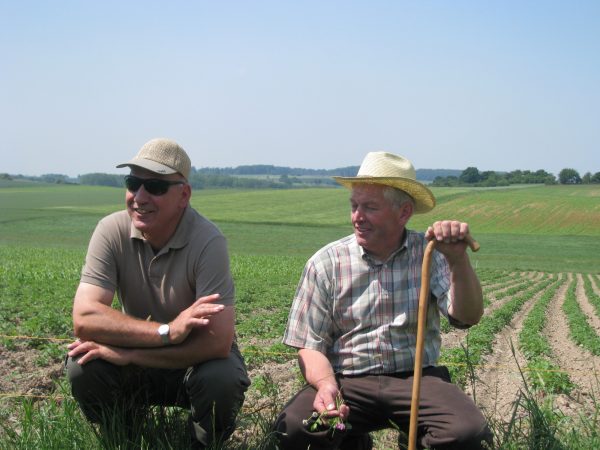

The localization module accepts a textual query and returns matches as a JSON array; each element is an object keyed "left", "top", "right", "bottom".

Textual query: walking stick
[{"left": 408, "top": 235, "right": 480, "bottom": 450}]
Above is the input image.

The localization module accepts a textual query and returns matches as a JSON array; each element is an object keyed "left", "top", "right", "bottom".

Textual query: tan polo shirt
[{"left": 80, "top": 207, "right": 234, "bottom": 323}]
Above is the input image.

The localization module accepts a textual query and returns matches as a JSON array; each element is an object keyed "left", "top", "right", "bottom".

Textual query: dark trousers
[
  {"left": 66, "top": 343, "right": 250, "bottom": 448},
  {"left": 274, "top": 366, "right": 492, "bottom": 450}
]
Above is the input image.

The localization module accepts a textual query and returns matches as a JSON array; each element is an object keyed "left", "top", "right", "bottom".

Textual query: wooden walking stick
[{"left": 408, "top": 235, "right": 480, "bottom": 450}]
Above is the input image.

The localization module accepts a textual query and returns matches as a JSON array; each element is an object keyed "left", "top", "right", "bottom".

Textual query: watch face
[{"left": 158, "top": 324, "right": 170, "bottom": 344}]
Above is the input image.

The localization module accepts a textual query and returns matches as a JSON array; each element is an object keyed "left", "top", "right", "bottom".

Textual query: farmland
[{"left": 1, "top": 182, "right": 600, "bottom": 448}]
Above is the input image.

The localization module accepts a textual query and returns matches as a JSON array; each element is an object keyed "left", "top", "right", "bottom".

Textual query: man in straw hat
[
  {"left": 274, "top": 152, "right": 492, "bottom": 449},
  {"left": 65, "top": 138, "right": 250, "bottom": 448}
]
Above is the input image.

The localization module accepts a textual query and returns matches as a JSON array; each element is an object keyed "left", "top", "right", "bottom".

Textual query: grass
[
  {"left": 1, "top": 182, "right": 600, "bottom": 448},
  {"left": 2, "top": 183, "right": 600, "bottom": 271}
]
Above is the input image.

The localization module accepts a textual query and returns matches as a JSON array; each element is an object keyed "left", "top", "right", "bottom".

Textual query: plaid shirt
[{"left": 282, "top": 230, "right": 452, "bottom": 375}]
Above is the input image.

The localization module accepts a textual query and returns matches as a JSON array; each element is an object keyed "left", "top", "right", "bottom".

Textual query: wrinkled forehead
[{"left": 350, "top": 183, "right": 389, "bottom": 203}]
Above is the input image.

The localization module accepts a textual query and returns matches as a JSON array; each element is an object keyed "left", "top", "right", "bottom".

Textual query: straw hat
[
  {"left": 333, "top": 152, "right": 435, "bottom": 213},
  {"left": 117, "top": 138, "right": 191, "bottom": 180}
]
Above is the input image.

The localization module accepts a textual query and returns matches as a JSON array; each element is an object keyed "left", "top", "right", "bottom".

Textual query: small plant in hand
[{"left": 302, "top": 394, "right": 351, "bottom": 437}]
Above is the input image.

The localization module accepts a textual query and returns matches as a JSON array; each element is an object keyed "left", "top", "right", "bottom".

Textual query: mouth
[
  {"left": 354, "top": 225, "right": 371, "bottom": 236},
  {"left": 133, "top": 207, "right": 155, "bottom": 217}
]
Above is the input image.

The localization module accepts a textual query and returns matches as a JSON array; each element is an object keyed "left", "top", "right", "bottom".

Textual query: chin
[
  {"left": 356, "top": 237, "right": 370, "bottom": 249},
  {"left": 131, "top": 218, "right": 153, "bottom": 233}
]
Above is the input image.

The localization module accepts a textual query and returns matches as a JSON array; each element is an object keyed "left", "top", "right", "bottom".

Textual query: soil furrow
[
  {"left": 463, "top": 276, "right": 550, "bottom": 422},
  {"left": 576, "top": 273, "right": 600, "bottom": 334},
  {"left": 545, "top": 273, "right": 600, "bottom": 415}
]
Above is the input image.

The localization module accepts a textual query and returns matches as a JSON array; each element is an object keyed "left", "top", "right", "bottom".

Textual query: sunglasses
[{"left": 124, "top": 175, "right": 186, "bottom": 196}]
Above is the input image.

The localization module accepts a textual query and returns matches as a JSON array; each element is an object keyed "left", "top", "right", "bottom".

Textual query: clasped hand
[
  {"left": 68, "top": 293, "right": 225, "bottom": 365},
  {"left": 425, "top": 220, "right": 471, "bottom": 262}
]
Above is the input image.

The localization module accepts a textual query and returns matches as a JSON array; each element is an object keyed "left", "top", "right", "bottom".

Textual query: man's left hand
[{"left": 67, "top": 339, "right": 131, "bottom": 366}]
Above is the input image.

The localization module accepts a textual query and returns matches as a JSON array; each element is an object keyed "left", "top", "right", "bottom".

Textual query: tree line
[
  {"left": 431, "top": 167, "right": 600, "bottom": 187},
  {"left": 2, "top": 166, "right": 597, "bottom": 189},
  {"left": 2, "top": 166, "right": 460, "bottom": 189}
]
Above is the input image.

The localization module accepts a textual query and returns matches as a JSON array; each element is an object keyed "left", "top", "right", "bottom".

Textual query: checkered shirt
[{"left": 282, "top": 230, "right": 452, "bottom": 375}]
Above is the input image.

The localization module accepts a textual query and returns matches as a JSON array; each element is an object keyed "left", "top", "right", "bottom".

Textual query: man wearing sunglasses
[{"left": 65, "top": 138, "right": 250, "bottom": 448}]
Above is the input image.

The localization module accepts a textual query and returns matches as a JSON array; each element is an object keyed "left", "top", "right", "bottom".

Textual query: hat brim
[
  {"left": 333, "top": 176, "right": 435, "bottom": 214},
  {"left": 116, "top": 157, "right": 179, "bottom": 176}
]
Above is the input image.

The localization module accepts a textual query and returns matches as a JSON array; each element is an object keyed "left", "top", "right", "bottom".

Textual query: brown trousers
[{"left": 274, "top": 366, "right": 492, "bottom": 450}]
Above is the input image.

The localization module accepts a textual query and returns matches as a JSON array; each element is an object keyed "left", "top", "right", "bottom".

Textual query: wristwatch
[{"left": 158, "top": 323, "right": 170, "bottom": 345}]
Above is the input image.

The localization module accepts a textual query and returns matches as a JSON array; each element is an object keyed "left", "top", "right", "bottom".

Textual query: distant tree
[
  {"left": 79, "top": 173, "right": 123, "bottom": 187},
  {"left": 40, "top": 173, "right": 69, "bottom": 184},
  {"left": 0, "top": 173, "right": 12, "bottom": 180},
  {"left": 591, "top": 172, "right": 600, "bottom": 184},
  {"left": 582, "top": 172, "right": 592, "bottom": 184},
  {"left": 558, "top": 168, "right": 582, "bottom": 184},
  {"left": 506, "top": 170, "right": 523, "bottom": 184},
  {"left": 479, "top": 171, "right": 496, "bottom": 181},
  {"left": 431, "top": 175, "right": 459, "bottom": 187},
  {"left": 459, "top": 167, "right": 481, "bottom": 184}
]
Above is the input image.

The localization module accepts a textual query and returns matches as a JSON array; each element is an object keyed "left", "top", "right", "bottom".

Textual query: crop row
[
  {"left": 563, "top": 278, "right": 600, "bottom": 356},
  {"left": 583, "top": 274, "right": 600, "bottom": 318},
  {"left": 517, "top": 275, "right": 573, "bottom": 394},
  {"left": 441, "top": 275, "right": 557, "bottom": 386}
]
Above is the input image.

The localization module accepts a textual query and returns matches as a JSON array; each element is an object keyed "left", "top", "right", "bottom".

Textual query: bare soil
[{"left": 0, "top": 342, "right": 64, "bottom": 400}]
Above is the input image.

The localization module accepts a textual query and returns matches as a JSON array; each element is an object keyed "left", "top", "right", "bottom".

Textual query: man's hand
[
  {"left": 425, "top": 220, "right": 470, "bottom": 264},
  {"left": 168, "top": 294, "right": 225, "bottom": 345},
  {"left": 67, "top": 339, "right": 131, "bottom": 366},
  {"left": 313, "top": 382, "right": 350, "bottom": 420},
  {"left": 427, "top": 220, "right": 484, "bottom": 325}
]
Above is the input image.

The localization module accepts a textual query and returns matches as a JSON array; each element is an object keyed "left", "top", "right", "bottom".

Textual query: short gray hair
[{"left": 382, "top": 186, "right": 415, "bottom": 209}]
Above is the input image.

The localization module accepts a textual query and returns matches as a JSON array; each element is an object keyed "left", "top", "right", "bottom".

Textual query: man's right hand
[
  {"left": 168, "top": 293, "right": 225, "bottom": 345},
  {"left": 313, "top": 382, "right": 350, "bottom": 420}
]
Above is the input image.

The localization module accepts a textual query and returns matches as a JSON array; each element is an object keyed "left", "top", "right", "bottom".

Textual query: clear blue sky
[{"left": 1, "top": 1, "right": 598, "bottom": 177}]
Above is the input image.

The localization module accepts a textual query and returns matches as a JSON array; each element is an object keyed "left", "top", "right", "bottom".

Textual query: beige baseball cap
[{"left": 117, "top": 138, "right": 191, "bottom": 180}]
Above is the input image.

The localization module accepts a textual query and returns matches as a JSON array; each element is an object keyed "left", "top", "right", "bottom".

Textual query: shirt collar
[
  {"left": 360, "top": 230, "right": 409, "bottom": 266},
  {"left": 130, "top": 207, "right": 191, "bottom": 252}
]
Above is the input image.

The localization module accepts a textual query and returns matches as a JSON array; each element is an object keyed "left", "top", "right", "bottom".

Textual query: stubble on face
[{"left": 350, "top": 184, "right": 409, "bottom": 261}]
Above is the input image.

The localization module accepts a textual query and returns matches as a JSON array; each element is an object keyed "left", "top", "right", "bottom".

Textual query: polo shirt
[
  {"left": 80, "top": 207, "right": 234, "bottom": 324},
  {"left": 282, "top": 230, "right": 452, "bottom": 375}
]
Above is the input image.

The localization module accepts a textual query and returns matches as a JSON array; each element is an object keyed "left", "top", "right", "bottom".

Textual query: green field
[
  {"left": 1, "top": 183, "right": 599, "bottom": 271},
  {"left": 1, "top": 182, "right": 600, "bottom": 448}
]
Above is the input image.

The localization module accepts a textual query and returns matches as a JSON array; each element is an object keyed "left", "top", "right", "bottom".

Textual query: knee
[
  {"left": 66, "top": 356, "right": 120, "bottom": 398},
  {"left": 274, "top": 407, "right": 304, "bottom": 441},
  {"left": 65, "top": 356, "right": 123, "bottom": 422},
  {"left": 185, "top": 355, "right": 250, "bottom": 408},
  {"left": 458, "top": 420, "right": 493, "bottom": 449},
  {"left": 273, "top": 388, "right": 329, "bottom": 450},
  {"left": 437, "top": 416, "right": 493, "bottom": 450}
]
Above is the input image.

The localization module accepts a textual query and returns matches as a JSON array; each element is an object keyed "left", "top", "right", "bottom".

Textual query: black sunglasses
[{"left": 124, "top": 175, "right": 186, "bottom": 196}]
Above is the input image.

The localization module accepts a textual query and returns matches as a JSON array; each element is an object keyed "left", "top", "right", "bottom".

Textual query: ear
[
  {"left": 178, "top": 184, "right": 192, "bottom": 207},
  {"left": 397, "top": 201, "right": 414, "bottom": 226}
]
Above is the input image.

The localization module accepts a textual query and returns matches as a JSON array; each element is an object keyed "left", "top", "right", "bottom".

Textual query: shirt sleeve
[
  {"left": 282, "top": 258, "right": 334, "bottom": 353},
  {"left": 430, "top": 249, "right": 451, "bottom": 318},
  {"left": 193, "top": 235, "right": 235, "bottom": 307},
  {"left": 80, "top": 217, "right": 118, "bottom": 292},
  {"left": 430, "top": 248, "right": 473, "bottom": 329}
]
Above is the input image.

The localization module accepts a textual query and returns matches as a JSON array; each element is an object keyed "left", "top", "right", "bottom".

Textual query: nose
[
  {"left": 131, "top": 184, "right": 151, "bottom": 202},
  {"left": 352, "top": 206, "right": 365, "bottom": 222}
]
